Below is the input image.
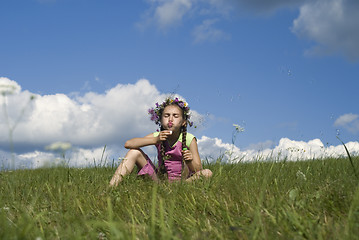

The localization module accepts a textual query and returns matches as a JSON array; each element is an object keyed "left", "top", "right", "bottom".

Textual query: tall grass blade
[
  {"left": 337, "top": 136, "right": 358, "bottom": 179},
  {"left": 150, "top": 184, "right": 158, "bottom": 239}
]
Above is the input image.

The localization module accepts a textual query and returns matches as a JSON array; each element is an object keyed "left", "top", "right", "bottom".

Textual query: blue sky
[{"left": 1, "top": 0, "right": 359, "bottom": 168}]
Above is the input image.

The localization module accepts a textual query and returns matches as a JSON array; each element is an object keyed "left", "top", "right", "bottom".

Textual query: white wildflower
[
  {"left": 98, "top": 232, "right": 107, "bottom": 240},
  {"left": 296, "top": 170, "right": 307, "bottom": 181},
  {"left": 1, "top": 206, "right": 10, "bottom": 211},
  {"left": 233, "top": 124, "right": 245, "bottom": 133},
  {"left": 45, "top": 142, "right": 72, "bottom": 152}
]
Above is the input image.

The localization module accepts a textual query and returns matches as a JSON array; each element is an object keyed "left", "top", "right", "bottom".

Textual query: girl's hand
[
  {"left": 182, "top": 149, "right": 193, "bottom": 161},
  {"left": 157, "top": 130, "right": 172, "bottom": 143}
]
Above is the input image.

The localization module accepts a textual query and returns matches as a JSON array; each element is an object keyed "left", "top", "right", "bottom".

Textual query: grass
[{"left": 1, "top": 157, "right": 359, "bottom": 239}]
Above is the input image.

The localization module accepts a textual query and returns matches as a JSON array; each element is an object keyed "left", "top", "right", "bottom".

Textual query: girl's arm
[
  {"left": 124, "top": 131, "right": 172, "bottom": 149},
  {"left": 182, "top": 138, "right": 202, "bottom": 172},
  {"left": 184, "top": 138, "right": 213, "bottom": 182}
]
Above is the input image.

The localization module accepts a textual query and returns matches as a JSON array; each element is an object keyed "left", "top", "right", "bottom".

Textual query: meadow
[{"left": 1, "top": 156, "right": 359, "bottom": 240}]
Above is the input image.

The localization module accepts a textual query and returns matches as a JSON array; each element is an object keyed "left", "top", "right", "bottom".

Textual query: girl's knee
[
  {"left": 126, "top": 149, "right": 143, "bottom": 158},
  {"left": 201, "top": 169, "right": 212, "bottom": 178},
  {"left": 126, "top": 149, "right": 148, "bottom": 167}
]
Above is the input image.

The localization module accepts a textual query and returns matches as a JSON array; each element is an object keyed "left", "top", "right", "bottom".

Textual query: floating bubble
[{"left": 279, "top": 66, "right": 293, "bottom": 78}]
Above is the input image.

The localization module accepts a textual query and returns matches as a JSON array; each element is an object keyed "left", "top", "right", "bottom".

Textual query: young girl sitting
[{"left": 110, "top": 97, "right": 212, "bottom": 186}]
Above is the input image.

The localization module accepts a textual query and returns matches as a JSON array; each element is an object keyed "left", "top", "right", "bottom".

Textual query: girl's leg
[{"left": 109, "top": 149, "right": 148, "bottom": 187}]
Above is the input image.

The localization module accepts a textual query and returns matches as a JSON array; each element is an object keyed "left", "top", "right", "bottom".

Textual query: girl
[{"left": 110, "top": 97, "right": 212, "bottom": 186}]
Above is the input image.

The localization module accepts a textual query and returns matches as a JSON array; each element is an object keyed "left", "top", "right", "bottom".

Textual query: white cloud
[
  {"left": 197, "top": 135, "right": 242, "bottom": 162},
  {"left": 292, "top": 0, "right": 359, "bottom": 60},
  {"left": 197, "top": 136, "right": 359, "bottom": 163},
  {"left": 335, "top": 113, "right": 358, "bottom": 126},
  {"left": 139, "top": 0, "right": 359, "bottom": 59},
  {"left": 137, "top": 0, "right": 193, "bottom": 31},
  {"left": 0, "top": 78, "right": 204, "bottom": 152},
  {"left": 10, "top": 146, "right": 117, "bottom": 169},
  {"left": 334, "top": 113, "right": 359, "bottom": 134},
  {"left": 2, "top": 136, "right": 359, "bottom": 169},
  {"left": 138, "top": 0, "right": 232, "bottom": 42},
  {"left": 154, "top": 0, "right": 193, "bottom": 29},
  {"left": 192, "top": 18, "right": 230, "bottom": 43},
  {"left": 17, "top": 151, "right": 58, "bottom": 169},
  {"left": 2, "top": 78, "right": 359, "bottom": 169},
  {"left": 245, "top": 140, "right": 275, "bottom": 151},
  {"left": 138, "top": 0, "right": 301, "bottom": 38}
]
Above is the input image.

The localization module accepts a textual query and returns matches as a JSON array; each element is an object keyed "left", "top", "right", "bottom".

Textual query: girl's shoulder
[{"left": 177, "top": 132, "right": 196, "bottom": 148}]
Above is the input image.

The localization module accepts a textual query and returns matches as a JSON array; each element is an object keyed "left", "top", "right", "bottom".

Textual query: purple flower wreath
[{"left": 148, "top": 97, "right": 194, "bottom": 127}]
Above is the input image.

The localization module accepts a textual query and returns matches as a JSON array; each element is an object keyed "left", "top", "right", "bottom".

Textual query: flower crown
[{"left": 148, "top": 97, "right": 194, "bottom": 127}]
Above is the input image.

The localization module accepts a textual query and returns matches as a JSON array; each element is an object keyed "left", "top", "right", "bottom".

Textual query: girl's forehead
[{"left": 163, "top": 105, "right": 183, "bottom": 114}]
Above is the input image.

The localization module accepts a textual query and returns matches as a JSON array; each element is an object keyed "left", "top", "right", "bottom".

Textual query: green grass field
[{"left": 1, "top": 157, "right": 359, "bottom": 239}]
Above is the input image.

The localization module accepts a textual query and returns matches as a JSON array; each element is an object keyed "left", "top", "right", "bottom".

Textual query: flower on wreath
[{"left": 148, "top": 97, "right": 194, "bottom": 127}]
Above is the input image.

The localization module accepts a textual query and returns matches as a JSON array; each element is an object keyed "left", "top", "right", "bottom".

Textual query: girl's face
[{"left": 161, "top": 105, "right": 186, "bottom": 132}]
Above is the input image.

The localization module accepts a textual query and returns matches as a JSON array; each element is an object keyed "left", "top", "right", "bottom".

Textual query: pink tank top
[{"left": 154, "top": 132, "right": 195, "bottom": 180}]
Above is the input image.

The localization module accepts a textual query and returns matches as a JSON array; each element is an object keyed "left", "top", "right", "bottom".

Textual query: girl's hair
[
  {"left": 148, "top": 97, "right": 193, "bottom": 127},
  {"left": 180, "top": 124, "right": 188, "bottom": 176},
  {"left": 148, "top": 97, "right": 192, "bottom": 176}
]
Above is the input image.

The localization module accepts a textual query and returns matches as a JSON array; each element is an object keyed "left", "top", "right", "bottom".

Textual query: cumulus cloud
[
  {"left": 13, "top": 146, "right": 116, "bottom": 169},
  {"left": 137, "top": 0, "right": 193, "bottom": 31},
  {"left": 0, "top": 78, "right": 203, "bottom": 153},
  {"left": 292, "top": 0, "right": 359, "bottom": 60},
  {"left": 139, "top": 0, "right": 359, "bottom": 59},
  {"left": 138, "top": 0, "right": 233, "bottom": 42},
  {"left": 1, "top": 77, "right": 359, "bottom": 169},
  {"left": 138, "top": 0, "right": 302, "bottom": 38},
  {"left": 197, "top": 135, "right": 242, "bottom": 162},
  {"left": 192, "top": 19, "right": 230, "bottom": 43},
  {"left": 198, "top": 136, "right": 359, "bottom": 163},
  {"left": 245, "top": 140, "right": 276, "bottom": 151},
  {"left": 154, "top": 0, "right": 193, "bottom": 29},
  {"left": 0, "top": 77, "right": 202, "bottom": 169},
  {"left": 334, "top": 113, "right": 359, "bottom": 134},
  {"left": 2, "top": 135, "right": 359, "bottom": 169}
]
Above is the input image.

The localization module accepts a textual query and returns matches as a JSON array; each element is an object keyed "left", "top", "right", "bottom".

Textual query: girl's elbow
[{"left": 124, "top": 141, "right": 131, "bottom": 149}]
